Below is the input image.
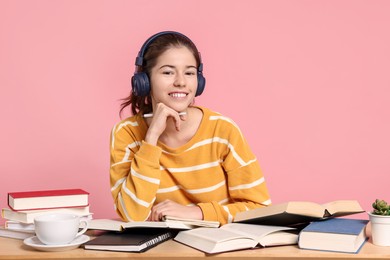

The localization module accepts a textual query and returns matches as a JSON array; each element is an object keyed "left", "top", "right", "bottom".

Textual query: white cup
[{"left": 34, "top": 213, "right": 88, "bottom": 245}]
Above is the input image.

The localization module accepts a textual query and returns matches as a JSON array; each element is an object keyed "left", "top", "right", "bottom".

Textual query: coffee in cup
[{"left": 34, "top": 213, "right": 88, "bottom": 245}]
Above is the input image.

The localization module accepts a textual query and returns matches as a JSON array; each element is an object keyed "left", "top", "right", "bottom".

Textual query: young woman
[{"left": 110, "top": 31, "right": 271, "bottom": 225}]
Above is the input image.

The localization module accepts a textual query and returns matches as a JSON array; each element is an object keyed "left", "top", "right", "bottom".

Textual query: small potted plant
[{"left": 368, "top": 199, "right": 390, "bottom": 246}]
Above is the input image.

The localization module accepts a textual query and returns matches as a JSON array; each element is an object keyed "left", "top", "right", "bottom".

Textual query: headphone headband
[{"left": 135, "top": 31, "right": 194, "bottom": 67}]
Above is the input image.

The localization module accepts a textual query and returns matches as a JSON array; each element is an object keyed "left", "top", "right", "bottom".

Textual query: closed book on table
[
  {"left": 8, "top": 189, "right": 89, "bottom": 211},
  {"left": 298, "top": 218, "right": 369, "bottom": 253},
  {"left": 5, "top": 221, "right": 35, "bottom": 232},
  {"left": 0, "top": 227, "right": 34, "bottom": 240},
  {"left": 84, "top": 229, "right": 174, "bottom": 252},
  {"left": 2, "top": 206, "right": 91, "bottom": 224}
]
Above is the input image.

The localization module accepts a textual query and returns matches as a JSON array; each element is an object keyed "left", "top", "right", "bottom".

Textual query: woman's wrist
[
  {"left": 144, "top": 130, "right": 159, "bottom": 146},
  {"left": 190, "top": 206, "right": 204, "bottom": 220}
]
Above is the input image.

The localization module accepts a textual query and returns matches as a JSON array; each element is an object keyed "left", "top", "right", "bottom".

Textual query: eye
[
  {"left": 162, "top": 70, "right": 174, "bottom": 75},
  {"left": 185, "top": 70, "right": 197, "bottom": 76}
]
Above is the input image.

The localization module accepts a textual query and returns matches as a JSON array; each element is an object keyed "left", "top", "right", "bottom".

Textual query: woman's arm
[
  {"left": 198, "top": 160, "right": 271, "bottom": 225},
  {"left": 197, "top": 118, "right": 271, "bottom": 225},
  {"left": 110, "top": 121, "right": 162, "bottom": 222}
]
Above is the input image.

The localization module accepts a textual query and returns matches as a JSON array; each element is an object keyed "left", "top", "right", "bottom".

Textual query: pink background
[{"left": 1, "top": 0, "right": 389, "bottom": 223}]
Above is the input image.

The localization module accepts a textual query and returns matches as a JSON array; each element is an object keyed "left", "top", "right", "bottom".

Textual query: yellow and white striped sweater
[{"left": 110, "top": 107, "right": 271, "bottom": 225}]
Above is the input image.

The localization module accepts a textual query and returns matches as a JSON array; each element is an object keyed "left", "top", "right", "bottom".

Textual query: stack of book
[{"left": 1, "top": 188, "right": 91, "bottom": 239}]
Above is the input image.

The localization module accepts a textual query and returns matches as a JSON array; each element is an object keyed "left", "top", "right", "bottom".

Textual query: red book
[{"left": 8, "top": 188, "right": 89, "bottom": 211}]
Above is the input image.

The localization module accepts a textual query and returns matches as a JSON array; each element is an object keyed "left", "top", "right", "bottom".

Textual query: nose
[{"left": 174, "top": 73, "right": 186, "bottom": 87}]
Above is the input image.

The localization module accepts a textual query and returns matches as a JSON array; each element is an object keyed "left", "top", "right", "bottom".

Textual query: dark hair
[{"left": 119, "top": 32, "right": 202, "bottom": 116}]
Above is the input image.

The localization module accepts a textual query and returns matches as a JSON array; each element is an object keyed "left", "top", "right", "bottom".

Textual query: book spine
[
  {"left": 142, "top": 233, "right": 173, "bottom": 251},
  {"left": 8, "top": 189, "right": 89, "bottom": 198}
]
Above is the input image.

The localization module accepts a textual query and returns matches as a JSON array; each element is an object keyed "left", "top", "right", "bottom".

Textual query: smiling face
[{"left": 149, "top": 46, "right": 198, "bottom": 113}]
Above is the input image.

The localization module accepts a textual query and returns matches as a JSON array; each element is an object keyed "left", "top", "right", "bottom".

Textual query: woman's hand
[
  {"left": 145, "top": 103, "right": 187, "bottom": 145},
  {"left": 147, "top": 199, "right": 203, "bottom": 221}
]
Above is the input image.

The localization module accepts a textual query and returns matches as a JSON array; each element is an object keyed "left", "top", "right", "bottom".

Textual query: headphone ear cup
[
  {"left": 196, "top": 73, "right": 206, "bottom": 96},
  {"left": 131, "top": 72, "right": 150, "bottom": 97}
]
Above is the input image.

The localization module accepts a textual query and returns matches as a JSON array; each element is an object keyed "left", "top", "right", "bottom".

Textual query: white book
[
  {"left": 174, "top": 223, "right": 298, "bottom": 254},
  {"left": 5, "top": 221, "right": 35, "bottom": 232},
  {"left": 1, "top": 206, "right": 91, "bottom": 224},
  {"left": 0, "top": 227, "right": 34, "bottom": 240}
]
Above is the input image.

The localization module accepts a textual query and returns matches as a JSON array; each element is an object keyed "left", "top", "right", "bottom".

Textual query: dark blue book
[{"left": 298, "top": 218, "right": 369, "bottom": 254}]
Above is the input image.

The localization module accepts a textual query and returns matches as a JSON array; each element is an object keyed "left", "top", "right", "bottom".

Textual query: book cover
[
  {"left": 8, "top": 188, "right": 89, "bottom": 211},
  {"left": 234, "top": 200, "right": 364, "bottom": 227},
  {"left": 298, "top": 218, "right": 369, "bottom": 253},
  {"left": 174, "top": 223, "right": 298, "bottom": 254},
  {"left": 83, "top": 229, "right": 174, "bottom": 252}
]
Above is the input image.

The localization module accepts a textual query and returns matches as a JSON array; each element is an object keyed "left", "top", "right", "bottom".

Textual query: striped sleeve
[
  {"left": 110, "top": 118, "right": 162, "bottom": 221},
  {"left": 197, "top": 114, "right": 271, "bottom": 224}
]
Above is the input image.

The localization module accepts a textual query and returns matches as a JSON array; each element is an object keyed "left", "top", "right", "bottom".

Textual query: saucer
[{"left": 23, "top": 235, "right": 90, "bottom": 252}]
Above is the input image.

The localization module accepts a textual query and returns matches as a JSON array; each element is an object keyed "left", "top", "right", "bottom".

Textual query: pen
[{"left": 143, "top": 112, "right": 187, "bottom": 118}]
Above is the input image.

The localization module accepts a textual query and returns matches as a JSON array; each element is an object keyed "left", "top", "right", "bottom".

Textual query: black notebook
[{"left": 84, "top": 228, "right": 174, "bottom": 252}]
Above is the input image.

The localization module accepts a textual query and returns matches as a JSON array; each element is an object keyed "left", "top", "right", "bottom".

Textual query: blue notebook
[{"left": 298, "top": 218, "right": 369, "bottom": 254}]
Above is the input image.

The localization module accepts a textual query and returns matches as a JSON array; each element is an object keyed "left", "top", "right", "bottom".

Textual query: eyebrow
[{"left": 158, "top": 65, "right": 197, "bottom": 70}]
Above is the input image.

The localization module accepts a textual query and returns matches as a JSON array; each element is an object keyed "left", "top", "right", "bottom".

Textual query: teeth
[{"left": 170, "top": 93, "right": 187, "bottom": 98}]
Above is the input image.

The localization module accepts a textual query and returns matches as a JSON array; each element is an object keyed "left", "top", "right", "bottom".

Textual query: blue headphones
[{"left": 131, "top": 31, "right": 206, "bottom": 97}]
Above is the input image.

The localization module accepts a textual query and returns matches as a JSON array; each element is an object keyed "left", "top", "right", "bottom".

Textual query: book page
[
  {"left": 222, "top": 223, "right": 296, "bottom": 242},
  {"left": 88, "top": 219, "right": 125, "bottom": 231},
  {"left": 187, "top": 227, "right": 250, "bottom": 242},
  {"left": 234, "top": 201, "right": 325, "bottom": 223},
  {"left": 286, "top": 201, "right": 326, "bottom": 218},
  {"left": 321, "top": 200, "right": 364, "bottom": 216},
  {"left": 163, "top": 216, "right": 220, "bottom": 228},
  {"left": 174, "top": 227, "right": 258, "bottom": 254},
  {"left": 123, "top": 221, "right": 179, "bottom": 229},
  {"left": 259, "top": 231, "right": 299, "bottom": 247},
  {"left": 88, "top": 218, "right": 194, "bottom": 231}
]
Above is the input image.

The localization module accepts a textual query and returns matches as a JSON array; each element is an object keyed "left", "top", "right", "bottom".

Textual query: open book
[
  {"left": 88, "top": 216, "right": 220, "bottom": 231},
  {"left": 174, "top": 223, "right": 298, "bottom": 254},
  {"left": 234, "top": 200, "right": 364, "bottom": 227}
]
